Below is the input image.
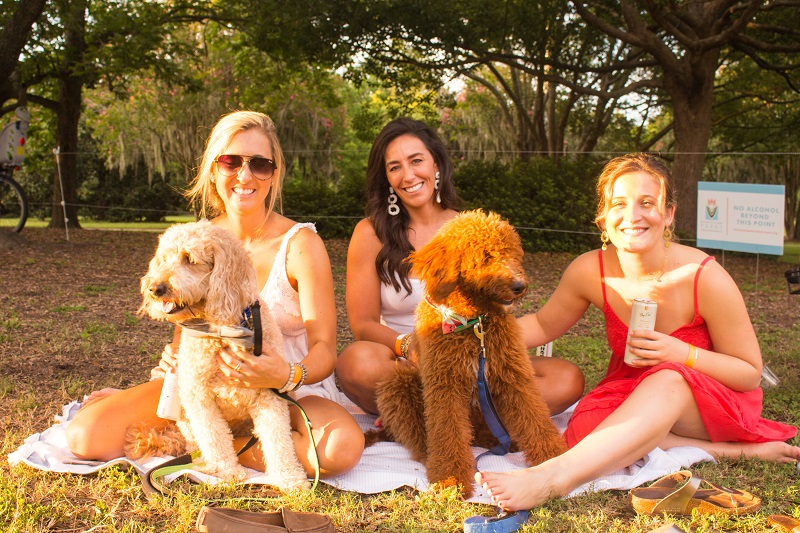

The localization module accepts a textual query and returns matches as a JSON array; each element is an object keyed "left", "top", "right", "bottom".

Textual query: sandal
[
  {"left": 769, "top": 514, "right": 800, "bottom": 532},
  {"left": 630, "top": 470, "right": 761, "bottom": 516}
]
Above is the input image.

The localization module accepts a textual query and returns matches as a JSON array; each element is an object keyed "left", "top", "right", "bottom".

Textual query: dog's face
[
  {"left": 140, "top": 221, "right": 257, "bottom": 326},
  {"left": 410, "top": 210, "right": 528, "bottom": 316}
]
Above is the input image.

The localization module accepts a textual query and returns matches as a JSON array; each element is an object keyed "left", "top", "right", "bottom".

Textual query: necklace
[{"left": 618, "top": 247, "right": 669, "bottom": 282}]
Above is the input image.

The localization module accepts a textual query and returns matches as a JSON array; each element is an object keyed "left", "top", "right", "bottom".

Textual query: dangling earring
[
  {"left": 663, "top": 227, "right": 673, "bottom": 248},
  {"left": 388, "top": 186, "right": 400, "bottom": 216},
  {"left": 600, "top": 230, "right": 609, "bottom": 251},
  {"left": 434, "top": 171, "right": 441, "bottom": 204}
]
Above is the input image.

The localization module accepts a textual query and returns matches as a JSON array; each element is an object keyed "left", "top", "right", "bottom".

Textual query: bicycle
[{"left": 0, "top": 106, "right": 30, "bottom": 232}]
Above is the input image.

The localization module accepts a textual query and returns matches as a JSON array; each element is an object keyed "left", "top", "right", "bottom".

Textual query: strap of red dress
[
  {"left": 694, "top": 256, "right": 715, "bottom": 315},
  {"left": 598, "top": 249, "right": 607, "bottom": 302}
]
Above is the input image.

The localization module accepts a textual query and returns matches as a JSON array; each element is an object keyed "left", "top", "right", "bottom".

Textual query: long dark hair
[{"left": 365, "top": 117, "right": 461, "bottom": 294}]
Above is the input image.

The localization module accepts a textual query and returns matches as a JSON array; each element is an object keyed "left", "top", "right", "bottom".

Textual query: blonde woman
[{"left": 67, "top": 111, "right": 364, "bottom": 477}]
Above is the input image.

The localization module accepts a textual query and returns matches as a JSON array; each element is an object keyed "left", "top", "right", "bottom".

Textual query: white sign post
[{"left": 696, "top": 182, "right": 784, "bottom": 255}]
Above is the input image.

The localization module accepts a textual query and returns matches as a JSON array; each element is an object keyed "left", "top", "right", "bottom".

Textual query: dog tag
[{"left": 473, "top": 320, "right": 485, "bottom": 347}]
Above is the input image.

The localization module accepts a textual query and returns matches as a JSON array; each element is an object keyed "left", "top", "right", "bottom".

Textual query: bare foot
[
  {"left": 79, "top": 388, "right": 121, "bottom": 410},
  {"left": 475, "top": 468, "right": 563, "bottom": 511},
  {"left": 662, "top": 434, "right": 800, "bottom": 464},
  {"left": 712, "top": 441, "right": 800, "bottom": 464}
]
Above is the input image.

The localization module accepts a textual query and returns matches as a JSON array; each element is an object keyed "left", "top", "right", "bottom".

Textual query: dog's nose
[
  {"left": 150, "top": 282, "right": 168, "bottom": 297},
  {"left": 510, "top": 280, "right": 526, "bottom": 296}
]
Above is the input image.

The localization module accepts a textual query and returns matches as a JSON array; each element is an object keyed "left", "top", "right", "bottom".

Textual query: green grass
[
  {"left": 15, "top": 214, "right": 195, "bottom": 231},
  {"left": 1, "top": 227, "right": 799, "bottom": 532}
]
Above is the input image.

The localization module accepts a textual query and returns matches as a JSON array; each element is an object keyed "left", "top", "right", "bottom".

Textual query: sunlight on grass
[{"left": 51, "top": 304, "right": 86, "bottom": 313}]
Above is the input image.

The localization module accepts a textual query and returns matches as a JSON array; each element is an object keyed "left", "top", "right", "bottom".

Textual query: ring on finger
[{"left": 235, "top": 363, "right": 242, "bottom": 372}]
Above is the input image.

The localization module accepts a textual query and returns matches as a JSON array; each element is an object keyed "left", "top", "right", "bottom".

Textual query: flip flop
[
  {"left": 463, "top": 508, "right": 529, "bottom": 533},
  {"left": 769, "top": 514, "right": 800, "bottom": 532},
  {"left": 630, "top": 470, "right": 761, "bottom": 516}
]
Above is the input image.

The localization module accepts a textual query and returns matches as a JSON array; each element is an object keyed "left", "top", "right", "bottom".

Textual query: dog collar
[{"left": 424, "top": 295, "right": 485, "bottom": 334}]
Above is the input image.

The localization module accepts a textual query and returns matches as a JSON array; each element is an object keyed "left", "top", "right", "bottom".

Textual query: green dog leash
[
  {"left": 142, "top": 301, "right": 320, "bottom": 497},
  {"left": 142, "top": 390, "right": 320, "bottom": 498}
]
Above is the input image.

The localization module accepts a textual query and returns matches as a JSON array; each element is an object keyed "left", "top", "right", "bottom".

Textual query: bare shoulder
[
  {"left": 348, "top": 218, "right": 381, "bottom": 258},
  {"left": 552, "top": 249, "right": 602, "bottom": 304},
  {"left": 672, "top": 244, "right": 737, "bottom": 293},
  {"left": 563, "top": 249, "right": 601, "bottom": 279},
  {"left": 286, "top": 223, "right": 327, "bottom": 259},
  {"left": 351, "top": 218, "right": 378, "bottom": 241}
]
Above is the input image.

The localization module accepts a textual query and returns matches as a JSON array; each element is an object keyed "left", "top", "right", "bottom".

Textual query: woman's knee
[
  {"left": 532, "top": 356, "right": 585, "bottom": 413},
  {"left": 65, "top": 412, "right": 107, "bottom": 459},
  {"left": 640, "top": 368, "right": 692, "bottom": 398},
  {"left": 297, "top": 396, "right": 364, "bottom": 476},
  {"left": 336, "top": 342, "right": 389, "bottom": 390},
  {"left": 323, "top": 424, "right": 364, "bottom": 476}
]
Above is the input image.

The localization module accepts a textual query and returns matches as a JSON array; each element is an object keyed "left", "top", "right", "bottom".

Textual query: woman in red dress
[{"left": 477, "top": 153, "right": 799, "bottom": 511}]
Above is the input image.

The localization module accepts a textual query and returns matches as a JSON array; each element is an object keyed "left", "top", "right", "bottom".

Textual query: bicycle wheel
[{"left": 0, "top": 174, "right": 29, "bottom": 232}]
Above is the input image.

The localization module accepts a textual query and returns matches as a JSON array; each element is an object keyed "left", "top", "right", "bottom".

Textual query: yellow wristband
[{"left": 685, "top": 344, "right": 698, "bottom": 369}]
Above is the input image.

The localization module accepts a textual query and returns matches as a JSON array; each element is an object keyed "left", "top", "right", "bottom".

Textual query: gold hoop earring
[
  {"left": 600, "top": 230, "right": 609, "bottom": 251},
  {"left": 663, "top": 227, "right": 673, "bottom": 248}
]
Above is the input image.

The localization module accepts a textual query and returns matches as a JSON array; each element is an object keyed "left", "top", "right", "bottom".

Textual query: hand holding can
[{"left": 624, "top": 298, "right": 657, "bottom": 366}]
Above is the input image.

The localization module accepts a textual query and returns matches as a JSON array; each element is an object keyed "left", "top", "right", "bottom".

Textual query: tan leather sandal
[
  {"left": 196, "top": 506, "right": 335, "bottom": 533},
  {"left": 768, "top": 514, "right": 800, "bottom": 532},
  {"left": 630, "top": 470, "right": 761, "bottom": 516}
]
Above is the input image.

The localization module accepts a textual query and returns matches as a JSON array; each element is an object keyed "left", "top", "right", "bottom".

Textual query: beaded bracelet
[
  {"left": 685, "top": 344, "right": 698, "bottom": 369},
  {"left": 279, "top": 363, "right": 308, "bottom": 393},
  {"left": 278, "top": 363, "right": 297, "bottom": 393}
]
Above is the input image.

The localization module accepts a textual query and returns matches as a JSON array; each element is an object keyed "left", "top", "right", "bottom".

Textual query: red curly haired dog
[{"left": 373, "top": 210, "right": 566, "bottom": 498}]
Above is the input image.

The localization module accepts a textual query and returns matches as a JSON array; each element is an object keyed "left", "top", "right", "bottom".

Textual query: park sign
[{"left": 696, "top": 182, "right": 784, "bottom": 256}]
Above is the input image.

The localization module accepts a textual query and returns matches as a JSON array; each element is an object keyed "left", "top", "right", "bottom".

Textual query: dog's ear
[
  {"left": 409, "top": 229, "right": 459, "bottom": 302},
  {"left": 205, "top": 228, "right": 258, "bottom": 324}
]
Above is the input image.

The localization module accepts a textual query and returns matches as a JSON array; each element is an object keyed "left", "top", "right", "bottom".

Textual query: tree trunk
[
  {"left": 49, "top": 0, "right": 86, "bottom": 229},
  {"left": 0, "top": 0, "right": 48, "bottom": 106},
  {"left": 662, "top": 50, "right": 719, "bottom": 239}
]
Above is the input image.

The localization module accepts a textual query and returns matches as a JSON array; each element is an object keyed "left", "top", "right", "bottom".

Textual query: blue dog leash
[
  {"left": 473, "top": 318, "right": 512, "bottom": 458},
  {"left": 445, "top": 315, "right": 528, "bottom": 533}
]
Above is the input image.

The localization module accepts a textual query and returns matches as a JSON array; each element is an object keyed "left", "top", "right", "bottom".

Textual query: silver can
[
  {"left": 156, "top": 370, "right": 182, "bottom": 421},
  {"left": 624, "top": 298, "right": 657, "bottom": 366}
]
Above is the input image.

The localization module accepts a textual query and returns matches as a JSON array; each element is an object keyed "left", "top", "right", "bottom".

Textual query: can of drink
[
  {"left": 534, "top": 341, "right": 553, "bottom": 357},
  {"left": 624, "top": 298, "right": 657, "bottom": 366},
  {"left": 156, "top": 370, "right": 182, "bottom": 421}
]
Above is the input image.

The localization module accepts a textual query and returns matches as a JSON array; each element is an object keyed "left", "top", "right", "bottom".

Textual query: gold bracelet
[
  {"left": 685, "top": 344, "right": 698, "bottom": 369},
  {"left": 400, "top": 334, "right": 413, "bottom": 359}
]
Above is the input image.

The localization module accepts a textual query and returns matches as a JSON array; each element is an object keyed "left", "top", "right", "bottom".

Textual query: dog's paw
[
  {"left": 268, "top": 461, "right": 311, "bottom": 493},
  {"left": 199, "top": 461, "right": 248, "bottom": 482},
  {"left": 276, "top": 474, "right": 311, "bottom": 493}
]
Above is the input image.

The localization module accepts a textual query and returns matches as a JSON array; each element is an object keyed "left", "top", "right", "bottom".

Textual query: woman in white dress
[{"left": 66, "top": 111, "right": 363, "bottom": 477}]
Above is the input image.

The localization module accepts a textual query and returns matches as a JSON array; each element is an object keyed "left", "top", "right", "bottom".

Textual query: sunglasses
[{"left": 214, "top": 154, "right": 277, "bottom": 181}]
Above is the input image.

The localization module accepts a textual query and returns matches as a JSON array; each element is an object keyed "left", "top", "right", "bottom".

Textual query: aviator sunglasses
[{"left": 214, "top": 154, "right": 277, "bottom": 181}]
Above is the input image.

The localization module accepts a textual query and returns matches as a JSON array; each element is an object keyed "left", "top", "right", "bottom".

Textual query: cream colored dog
[{"left": 132, "top": 220, "right": 309, "bottom": 491}]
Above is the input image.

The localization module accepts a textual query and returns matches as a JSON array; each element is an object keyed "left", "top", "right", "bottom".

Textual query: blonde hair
[
  {"left": 186, "top": 111, "right": 285, "bottom": 219},
  {"left": 594, "top": 153, "right": 676, "bottom": 233}
]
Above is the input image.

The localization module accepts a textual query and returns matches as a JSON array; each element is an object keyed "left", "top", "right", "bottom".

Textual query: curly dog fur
[
  {"left": 129, "top": 220, "right": 309, "bottom": 491},
  {"left": 372, "top": 210, "right": 567, "bottom": 497}
]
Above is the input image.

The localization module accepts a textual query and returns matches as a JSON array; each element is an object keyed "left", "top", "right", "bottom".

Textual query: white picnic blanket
[{"left": 8, "top": 393, "right": 714, "bottom": 503}]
